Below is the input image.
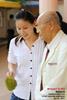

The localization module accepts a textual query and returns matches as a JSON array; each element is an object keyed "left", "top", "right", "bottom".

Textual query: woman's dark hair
[{"left": 15, "top": 9, "right": 37, "bottom": 45}]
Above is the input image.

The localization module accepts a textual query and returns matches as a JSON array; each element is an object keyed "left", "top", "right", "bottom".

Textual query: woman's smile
[{"left": 22, "top": 34, "right": 28, "bottom": 38}]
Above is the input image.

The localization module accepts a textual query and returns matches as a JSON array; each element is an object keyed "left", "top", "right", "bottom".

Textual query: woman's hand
[
  {"left": 7, "top": 62, "right": 17, "bottom": 77},
  {"left": 7, "top": 71, "right": 14, "bottom": 77}
]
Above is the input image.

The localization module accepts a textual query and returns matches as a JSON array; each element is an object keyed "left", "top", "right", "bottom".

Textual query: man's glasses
[{"left": 35, "top": 21, "right": 50, "bottom": 30}]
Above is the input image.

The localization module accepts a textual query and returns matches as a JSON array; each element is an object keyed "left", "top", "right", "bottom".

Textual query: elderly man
[{"left": 35, "top": 11, "right": 67, "bottom": 100}]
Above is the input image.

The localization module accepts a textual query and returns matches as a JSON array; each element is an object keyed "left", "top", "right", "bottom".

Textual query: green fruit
[{"left": 5, "top": 76, "right": 17, "bottom": 91}]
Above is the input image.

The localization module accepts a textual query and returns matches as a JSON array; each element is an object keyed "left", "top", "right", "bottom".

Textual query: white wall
[{"left": 58, "top": 4, "right": 64, "bottom": 21}]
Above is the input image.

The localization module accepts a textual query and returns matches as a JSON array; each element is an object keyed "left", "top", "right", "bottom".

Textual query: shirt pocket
[
  {"left": 48, "top": 62, "right": 57, "bottom": 66},
  {"left": 44, "top": 62, "right": 58, "bottom": 82},
  {"left": 47, "top": 62, "right": 58, "bottom": 73}
]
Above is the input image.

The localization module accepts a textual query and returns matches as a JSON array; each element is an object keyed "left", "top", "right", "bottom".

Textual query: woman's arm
[{"left": 7, "top": 62, "right": 17, "bottom": 77}]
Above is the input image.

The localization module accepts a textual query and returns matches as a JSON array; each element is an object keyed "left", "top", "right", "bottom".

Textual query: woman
[{"left": 7, "top": 10, "right": 45, "bottom": 100}]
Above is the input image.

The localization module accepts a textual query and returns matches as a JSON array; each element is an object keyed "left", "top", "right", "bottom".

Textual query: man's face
[{"left": 36, "top": 21, "right": 52, "bottom": 43}]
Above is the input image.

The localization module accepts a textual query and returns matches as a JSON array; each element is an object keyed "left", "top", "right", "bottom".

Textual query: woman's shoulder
[
  {"left": 10, "top": 37, "right": 16, "bottom": 43},
  {"left": 10, "top": 36, "right": 23, "bottom": 46},
  {"left": 38, "top": 36, "right": 45, "bottom": 43}
]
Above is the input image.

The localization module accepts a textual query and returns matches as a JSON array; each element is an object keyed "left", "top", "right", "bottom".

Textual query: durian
[{"left": 5, "top": 76, "right": 17, "bottom": 91}]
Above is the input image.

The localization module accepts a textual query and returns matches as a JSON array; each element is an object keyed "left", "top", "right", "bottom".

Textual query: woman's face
[{"left": 16, "top": 19, "right": 35, "bottom": 40}]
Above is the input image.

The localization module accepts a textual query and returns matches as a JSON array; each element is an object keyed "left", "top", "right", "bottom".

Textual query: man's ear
[{"left": 50, "top": 20, "right": 55, "bottom": 30}]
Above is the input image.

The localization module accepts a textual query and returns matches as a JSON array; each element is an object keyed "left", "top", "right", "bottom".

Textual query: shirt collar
[{"left": 47, "top": 30, "right": 64, "bottom": 50}]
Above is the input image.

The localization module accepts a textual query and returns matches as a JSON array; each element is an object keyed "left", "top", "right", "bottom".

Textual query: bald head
[
  {"left": 36, "top": 11, "right": 61, "bottom": 43},
  {"left": 37, "top": 11, "right": 60, "bottom": 26}
]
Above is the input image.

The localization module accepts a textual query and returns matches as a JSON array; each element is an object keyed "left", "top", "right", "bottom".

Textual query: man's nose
[{"left": 37, "top": 29, "right": 40, "bottom": 34}]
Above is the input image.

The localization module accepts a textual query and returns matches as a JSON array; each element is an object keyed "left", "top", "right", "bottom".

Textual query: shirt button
[
  {"left": 30, "top": 83, "right": 32, "bottom": 84},
  {"left": 30, "top": 67, "right": 32, "bottom": 69},
  {"left": 32, "top": 45, "right": 34, "bottom": 47},
  {"left": 30, "top": 52, "right": 32, "bottom": 54},
  {"left": 30, "top": 75, "right": 32, "bottom": 77},
  {"left": 30, "top": 60, "right": 32, "bottom": 62}
]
